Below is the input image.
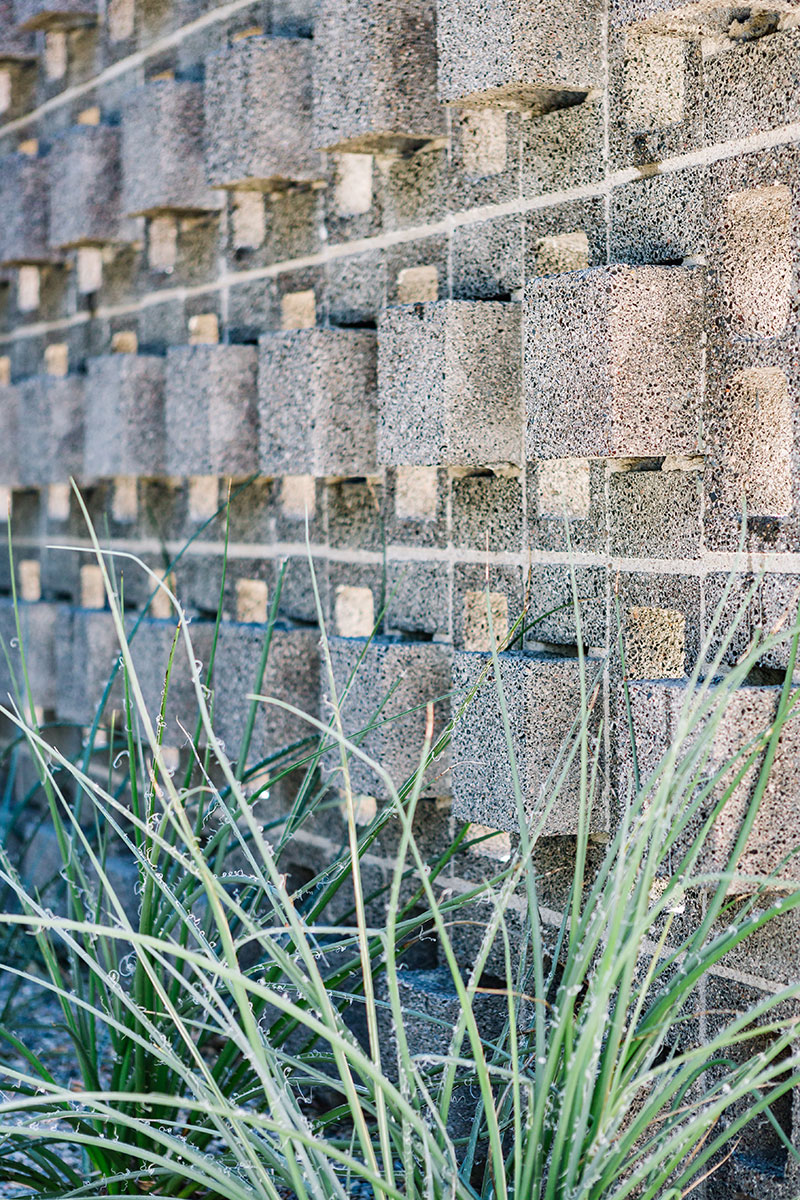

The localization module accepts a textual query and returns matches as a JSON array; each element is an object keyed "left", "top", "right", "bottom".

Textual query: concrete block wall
[{"left": 0, "top": 0, "right": 799, "bottom": 1187}]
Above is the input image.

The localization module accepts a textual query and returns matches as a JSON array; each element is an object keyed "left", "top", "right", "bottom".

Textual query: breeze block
[
  {"left": 0, "top": 151, "right": 51, "bottom": 265},
  {"left": 84, "top": 354, "right": 166, "bottom": 478},
  {"left": 165, "top": 343, "right": 258, "bottom": 477},
  {"left": 13, "top": 0, "right": 95, "bottom": 30},
  {"left": 15, "top": 373, "right": 85, "bottom": 485},
  {"left": 48, "top": 124, "right": 124, "bottom": 249}
]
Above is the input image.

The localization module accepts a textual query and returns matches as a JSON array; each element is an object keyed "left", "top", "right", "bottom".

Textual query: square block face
[
  {"left": 717, "top": 185, "right": 792, "bottom": 339},
  {"left": 326, "top": 637, "right": 453, "bottom": 800},
  {"left": 213, "top": 624, "right": 320, "bottom": 767},
  {"left": 204, "top": 36, "right": 320, "bottom": 190},
  {"left": 0, "top": 154, "right": 51, "bottom": 265},
  {"left": 525, "top": 264, "right": 703, "bottom": 459},
  {"left": 313, "top": 0, "right": 446, "bottom": 152},
  {"left": 16, "top": 375, "right": 84, "bottom": 486},
  {"left": 55, "top": 608, "right": 125, "bottom": 723},
  {"left": 610, "top": 0, "right": 800, "bottom": 35},
  {"left": 378, "top": 301, "right": 523, "bottom": 468},
  {"left": 258, "top": 328, "right": 378, "bottom": 477},
  {"left": 0, "top": 0, "right": 35, "bottom": 55},
  {"left": 0, "top": 385, "right": 19, "bottom": 485},
  {"left": 451, "top": 651, "right": 605, "bottom": 835},
  {"left": 13, "top": 0, "right": 94, "bottom": 29},
  {"left": 165, "top": 344, "right": 258, "bottom": 477},
  {"left": 85, "top": 356, "right": 166, "bottom": 478},
  {"left": 0, "top": 599, "right": 58, "bottom": 711},
  {"left": 437, "top": 0, "right": 603, "bottom": 108},
  {"left": 48, "top": 125, "right": 123, "bottom": 249},
  {"left": 121, "top": 80, "right": 223, "bottom": 217}
]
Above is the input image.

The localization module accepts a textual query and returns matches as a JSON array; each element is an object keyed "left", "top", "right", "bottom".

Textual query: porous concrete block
[
  {"left": 313, "top": 0, "right": 446, "bottom": 152},
  {"left": 0, "top": 152, "right": 52, "bottom": 265},
  {"left": 0, "top": 383, "right": 19, "bottom": 485},
  {"left": 16, "top": 373, "right": 85, "bottom": 486},
  {"left": 128, "top": 617, "right": 216, "bottom": 746},
  {"left": 204, "top": 35, "right": 320, "bottom": 190},
  {"left": 165, "top": 343, "right": 258, "bottom": 477},
  {"left": 608, "top": 463, "right": 702, "bottom": 559},
  {"left": 121, "top": 79, "right": 223, "bottom": 217},
  {"left": 48, "top": 124, "right": 124, "bottom": 249},
  {"left": 213, "top": 623, "right": 320, "bottom": 768},
  {"left": 0, "top": 598, "right": 59, "bottom": 711},
  {"left": 13, "top": 0, "right": 94, "bottom": 29},
  {"left": 525, "top": 264, "right": 703, "bottom": 459},
  {"left": 610, "top": 0, "right": 800, "bottom": 35},
  {"left": 258, "top": 328, "right": 378, "bottom": 477},
  {"left": 451, "top": 650, "right": 605, "bottom": 835},
  {"left": 84, "top": 354, "right": 166, "bottom": 478},
  {"left": 325, "top": 636, "right": 453, "bottom": 800},
  {"left": 704, "top": 28, "right": 800, "bottom": 144},
  {"left": 55, "top": 607, "right": 125, "bottom": 724},
  {"left": 437, "top": 0, "right": 602, "bottom": 109},
  {"left": 378, "top": 301, "right": 523, "bottom": 468},
  {"left": 0, "top": 0, "right": 35, "bottom": 55}
]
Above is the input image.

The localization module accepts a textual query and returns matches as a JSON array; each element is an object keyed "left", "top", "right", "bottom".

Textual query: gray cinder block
[
  {"left": 16, "top": 374, "right": 85, "bottom": 486},
  {"left": 13, "top": 0, "right": 94, "bottom": 30},
  {"left": 0, "top": 0, "right": 35, "bottom": 55},
  {"left": 84, "top": 354, "right": 166, "bottom": 478},
  {"left": 0, "top": 152, "right": 52, "bottom": 265},
  {"left": 313, "top": 0, "right": 446, "bottom": 152},
  {"left": 165, "top": 343, "right": 258, "bottom": 477},
  {"left": 0, "top": 598, "right": 59, "bottom": 712},
  {"left": 48, "top": 124, "right": 124, "bottom": 249},
  {"left": 609, "top": 0, "right": 797, "bottom": 35},
  {"left": 55, "top": 607, "right": 124, "bottom": 724},
  {"left": 128, "top": 617, "right": 216, "bottom": 746},
  {"left": 121, "top": 79, "right": 223, "bottom": 217},
  {"left": 378, "top": 301, "right": 523, "bottom": 469},
  {"left": 204, "top": 35, "right": 321, "bottom": 190},
  {"left": 258, "top": 328, "right": 378, "bottom": 477},
  {"left": 0, "top": 384, "right": 19, "bottom": 485},
  {"left": 213, "top": 623, "right": 320, "bottom": 768},
  {"left": 325, "top": 636, "right": 453, "bottom": 800},
  {"left": 451, "top": 650, "right": 605, "bottom": 835},
  {"left": 437, "top": 0, "right": 603, "bottom": 109},
  {"left": 525, "top": 264, "right": 703, "bottom": 459}
]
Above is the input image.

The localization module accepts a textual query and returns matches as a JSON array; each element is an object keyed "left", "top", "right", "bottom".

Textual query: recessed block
[
  {"left": 13, "top": 0, "right": 94, "bottom": 30},
  {"left": 326, "top": 637, "right": 453, "bottom": 800},
  {"left": 452, "top": 650, "right": 605, "bottom": 834},
  {"left": 121, "top": 79, "right": 223, "bottom": 217},
  {"left": 313, "top": 0, "right": 446, "bottom": 152},
  {"left": 525, "top": 264, "right": 703, "bottom": 459},
  {"left": 16, "top": 374, "right": 85, "bottom": 485},
  {"left": 0, "top": 152, "right": 52, "bottom": 265},
  {"left": 258, "top": 328, "right": 378, "bottom": 477},
  {"left": 165, "top": 344, "right": 258, "bottom": 477},
  {"left": 204, "top": 35, "right": 320, "bottom": 190},
  {"left": 84, "top": 355, "right": 166, "bottom": 478},
  {"left": 437, "top": 0, "right": 602, "bottom": 109},
  {"left": 48, "top": 124, "right": 124, "bottom": 249},
  {"left": 378, "top": 301, "right": 523, "bottom": 468}
]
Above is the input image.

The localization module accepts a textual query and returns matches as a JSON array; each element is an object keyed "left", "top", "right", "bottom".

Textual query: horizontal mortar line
[{"left": 0, "top": 0, "right": 267, "bottom": 139}]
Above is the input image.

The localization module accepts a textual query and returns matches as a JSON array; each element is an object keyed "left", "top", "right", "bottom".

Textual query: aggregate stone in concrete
[
  {"left": 610, "top": 0, "right": 800, "bottom": 35},
  {"left": 84, "top": 354, "right": 166, "bottom": 478},
  {"left": 451, "top": 650, "right": 606, "bottom": 835},
  {"left": 608, "top": 464, "right": 702, "bottom": 559},
  {"left": 525, "top": 264, "right": 704, "bottom": 459},
  {"left": 16, "top": 373, "right": 85, "bottom": 486},
  {"left": 55, "top": 607, "right": 126, "bottom": 723},
  {"left": 121, "top": 79, "right": 223, "bottom": 217},
  {"left": 213, "top": 622, "right": 320, "bottom": 767},
  {"left": 258, "top": 328, "right": 378, "bottom": 477},
  {"left": 704, "top": 27, "right": 800, "bottom": 144},
  {"left": 48, "top": 123, "right": 123, "bottom": 248},
  {"left": 450, "top": 213, "right": 523, "bottom": 301},
  {"left": 204, "top": 35, "right": 320, "bottom": 190},
  {"left": 165, "top": 343, "right": 258, "bottom": 477},
  {"left": 0, "top": 0, "right": 34, "bottom": 52},
  {"left": 13, "top": 0, "right": 94, "bottom": 29},
  {"left": 437, "top": 0, "right": 603, "bottom": 109},
  {"left": 128, "top": 616, "right": 216, "bottom": 746},
  {"left": 0, "top": 152, "right": 51, "bottom": 265},
  {"left": 0, "top": 598, "right": 59, "bottom": 711},
  {"left": 0, "top": 383, "right": 19, "bottom": 485},
  {"left": 312, "top": 0, "right": 446, "bottom": 153},
  {"left": 378, "top": 301, "right": 523, "bottom": 469},
  {"left": 325, "top": 636, "right": 453, "bottom": 800}
]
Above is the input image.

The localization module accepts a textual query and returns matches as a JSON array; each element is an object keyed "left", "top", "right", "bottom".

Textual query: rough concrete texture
[
  {"left": 325, "top": 636, "right": 453, "bottom": 800},
  {"left": 611, "top": 0, "right": 800, "bottom": 35},
  {"left": 165, "top": 343, "right": 258, "bottom": 477},
  {"left": 0, "top": 598, "right": 58, "bottom": 710},
  {"left": 84, "top": 354, "right": 166, "bottom": 477},
  {"left": 526, "top": 264, "right": 704, "bottom": 458},
  {"left": 55, "top": 607, "right": 126, "bottom": 723},
  {"left": 0, "top": 0, "right": 35, "bottom": 54},
  {"left": 16, "top": 373, "right": 85, "bottom": 485},
  {"left": 128, "top": 616, "right": 216, "bottom": 746},
  {"left": 313, "top": 0, "right": 446, "bottom": 152},
  {"left": 258, "top": 328, "right": 378, "bottom": 477},
  {"left": 13, "top": 0, "right": 94, "bottom": 30},
  {"left": 121, "top": 79, "right": 223, "bottom": 216},
  {"left": 0, "top": 151, "right": 51, "bottom": 264},
  {"left": 204, "top": 35, "right": 320, "bottom": 190},
  {"left": 378, "top": 301, "right": 523, "bottom": 468},
  {"left": 437, "top": 0, "right": 603, "bottom": 108},
  {"left": 48, "top": 123, "right": 123, "bottom": 248},
  {"left": 451, "top": 650, "right": 606, "bottom": 835}
]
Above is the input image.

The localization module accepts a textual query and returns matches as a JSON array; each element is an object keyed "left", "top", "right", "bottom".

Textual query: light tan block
[
  {"left": 464, "top": 590, "right": 508, "bottom": 651},
  {"left": 335, "top": 585, "right": 374, "bottom": 638}
]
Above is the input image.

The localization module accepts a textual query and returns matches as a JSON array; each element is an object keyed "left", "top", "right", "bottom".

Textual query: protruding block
[
  {"left": 13, "top": 0, "right": 94, "bottom": 30},
  {"left": 0, "top": 0, "right": 35, "bottom": 55},
  {"left": 165, "top": 344, "right": 258, "bottom": 477},
  {"left": 0, "top": 598, "right": 59, "bottom": 711},
  {"left": 0, "top": 381, "right": 19, "bottom": 485},
  {"left": 452, "top": 650, "right": 604, "bottom": 835},
  {"left": 16, "top": 374, "right": 85, "bottom": 485},
  {"left": 326, "top": 637, "right": 453, "bottom": 800},
  {"left": 378, "top": 301, "right": 523, "bottom": 468},
  {"left": 55, "top": 608, "right": 124, "bottom": 723},
  {"left": 84, "top": 354, "right": 166, "bottom": 478},
  {"left": 258, "top": 328, "right": 378, "bottom": 477},
  {"left": 0, "top": 152, "right": 52, "bottom": 265},
  {"left": 525, "top": 265, "right": 703, "bottom": 459},
  {"left": 437, "top": 0, "right": 602, "bottom": 110},
  {"left": 48, "top": 124, "right": 124, "bottom": 249},
  {"left": 313, "top": 0, "right": 446, "bottom": 152},
  {"left": 130, "top": 618, "right": 215, "bottom": 745},
  {"left": 204, "top": 36, "right": 320, "bottom": 190},
  {"left": 121, "top": 80, "right": 223, "bottom": 217},
  {"left": 611, "top": 0, "right": 800, "bottom": 36}
]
